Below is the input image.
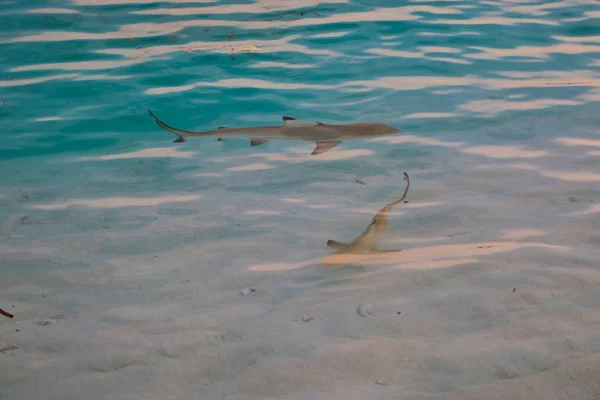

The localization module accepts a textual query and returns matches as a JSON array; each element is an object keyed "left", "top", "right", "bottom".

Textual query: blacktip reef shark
[
  {"left": 147, "top": 109, "right": 399, "bottom": 155},
  {"left": 323, "top": 172, "right": 410, "bottom": 269}
]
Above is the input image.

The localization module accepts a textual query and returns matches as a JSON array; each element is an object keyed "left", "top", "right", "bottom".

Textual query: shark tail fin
[{"left": 148, "top": 109, "right": 203, "bottom": 143}]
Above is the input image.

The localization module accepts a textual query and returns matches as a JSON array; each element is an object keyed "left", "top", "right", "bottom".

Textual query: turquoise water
[{"left": 1, "top": 1, "right": 600, "bottom": 399}]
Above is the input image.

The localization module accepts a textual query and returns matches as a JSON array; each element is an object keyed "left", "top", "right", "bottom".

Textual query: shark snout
[{"left": 377, "top": 124, "right": 400, "bottom": 135}]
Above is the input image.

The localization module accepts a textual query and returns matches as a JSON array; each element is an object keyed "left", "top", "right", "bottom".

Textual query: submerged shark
[
  {"left": 323, "top": 172, "right": 410, "bottom": 269},
  {"left": 147, "top": 109, "right": 399, "bottom": 155}
]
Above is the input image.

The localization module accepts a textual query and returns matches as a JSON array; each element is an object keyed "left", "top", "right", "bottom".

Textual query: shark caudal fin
[
  {"left": 148, "top": 109, "right": 205, "bottom": 143},
  {"left": 148, "top": 109, "right": 185, "bottom": 142}
]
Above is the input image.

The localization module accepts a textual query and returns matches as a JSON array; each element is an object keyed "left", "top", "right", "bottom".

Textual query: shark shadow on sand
[
  {"left": 324, "top": 172, "right": 410, "bottom": 269},
  {"left": 147, "top": 109, "right": 399, "bottom": 155}
]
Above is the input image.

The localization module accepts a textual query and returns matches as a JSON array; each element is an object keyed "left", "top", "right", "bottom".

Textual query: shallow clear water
[{"left": 1, "top": 1, "right": 599, "bottom": 399}]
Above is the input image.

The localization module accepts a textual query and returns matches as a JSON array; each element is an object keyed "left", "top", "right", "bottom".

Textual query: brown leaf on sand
[
  {"left": 0, "top": 308, "right": 14, "bottom": 319},
  {"left": 513, "top": 288, "right": 516, "bottom": 293},
  {"left": 123, "top": 31, "right": 136, "bottom": 42},
  {"left": 238, "top": 44, "right": 259, "bottom": 52}
]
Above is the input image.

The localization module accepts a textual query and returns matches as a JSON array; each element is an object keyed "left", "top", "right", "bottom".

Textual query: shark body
[
  {"left": 148, "top": 109, "right": 399, "bottom": 155},
  {"left": 324, "top": 172, "right": 410, "bottom": 268}
]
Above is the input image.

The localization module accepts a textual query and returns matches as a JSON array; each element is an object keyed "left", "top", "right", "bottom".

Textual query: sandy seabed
[{"left": 1, "top": 137, "right": 600, "bottom": 400}]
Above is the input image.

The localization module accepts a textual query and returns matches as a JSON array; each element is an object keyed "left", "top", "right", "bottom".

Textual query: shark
[
  {"left": 147, "top": 109, "right": 399, "bottom": 155},
  {"left": 323, "top": 172, "right": 410, "bottom": 269}
]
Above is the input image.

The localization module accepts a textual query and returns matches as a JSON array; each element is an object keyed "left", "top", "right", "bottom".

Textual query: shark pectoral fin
[
  {"left": 312, "top": 140, "right": 341, "bottom": 155},
  {"left": 250, "top": 139, "right": 269, "bottom": 146},
  {"left": 174, "top": 137, "right": 186, "bottom": 143},
  {"left": 282, "top": 116, "right": 313, "bottom": 127},
  {"left": 327, "top": 239, "right": 350, "bottom": 250}
]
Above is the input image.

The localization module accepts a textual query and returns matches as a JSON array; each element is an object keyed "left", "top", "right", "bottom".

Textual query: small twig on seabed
[
  {"left": 257, "top": 9, "right": 321, "bottom": 22},
  {"left": 0, "top": 308, "right": 14, "bottom": 319},
  {"left": 135, "top": 48, "right": 153, "bottom": 59},
  {"left": 181, "top": 44, "right": 258, "bottom": 59},
  {"left": 258, "top": 10, "right": 296, "bottom": 21}
]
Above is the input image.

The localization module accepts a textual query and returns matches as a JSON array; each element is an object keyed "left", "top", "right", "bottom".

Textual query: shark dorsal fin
[
  {"left": 312, "top": 140, "right": 341, "bottom": 155},
  {"left": 250, "top": 139, "right": 268, "bottom": 146},
  {"left": 282, "top": 116, "right": 312, "bottom": 127}
]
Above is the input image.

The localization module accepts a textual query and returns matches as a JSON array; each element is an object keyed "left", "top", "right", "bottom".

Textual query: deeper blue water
[{"left": 1, "top": 1, "right": 599, "bottom": 399}]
